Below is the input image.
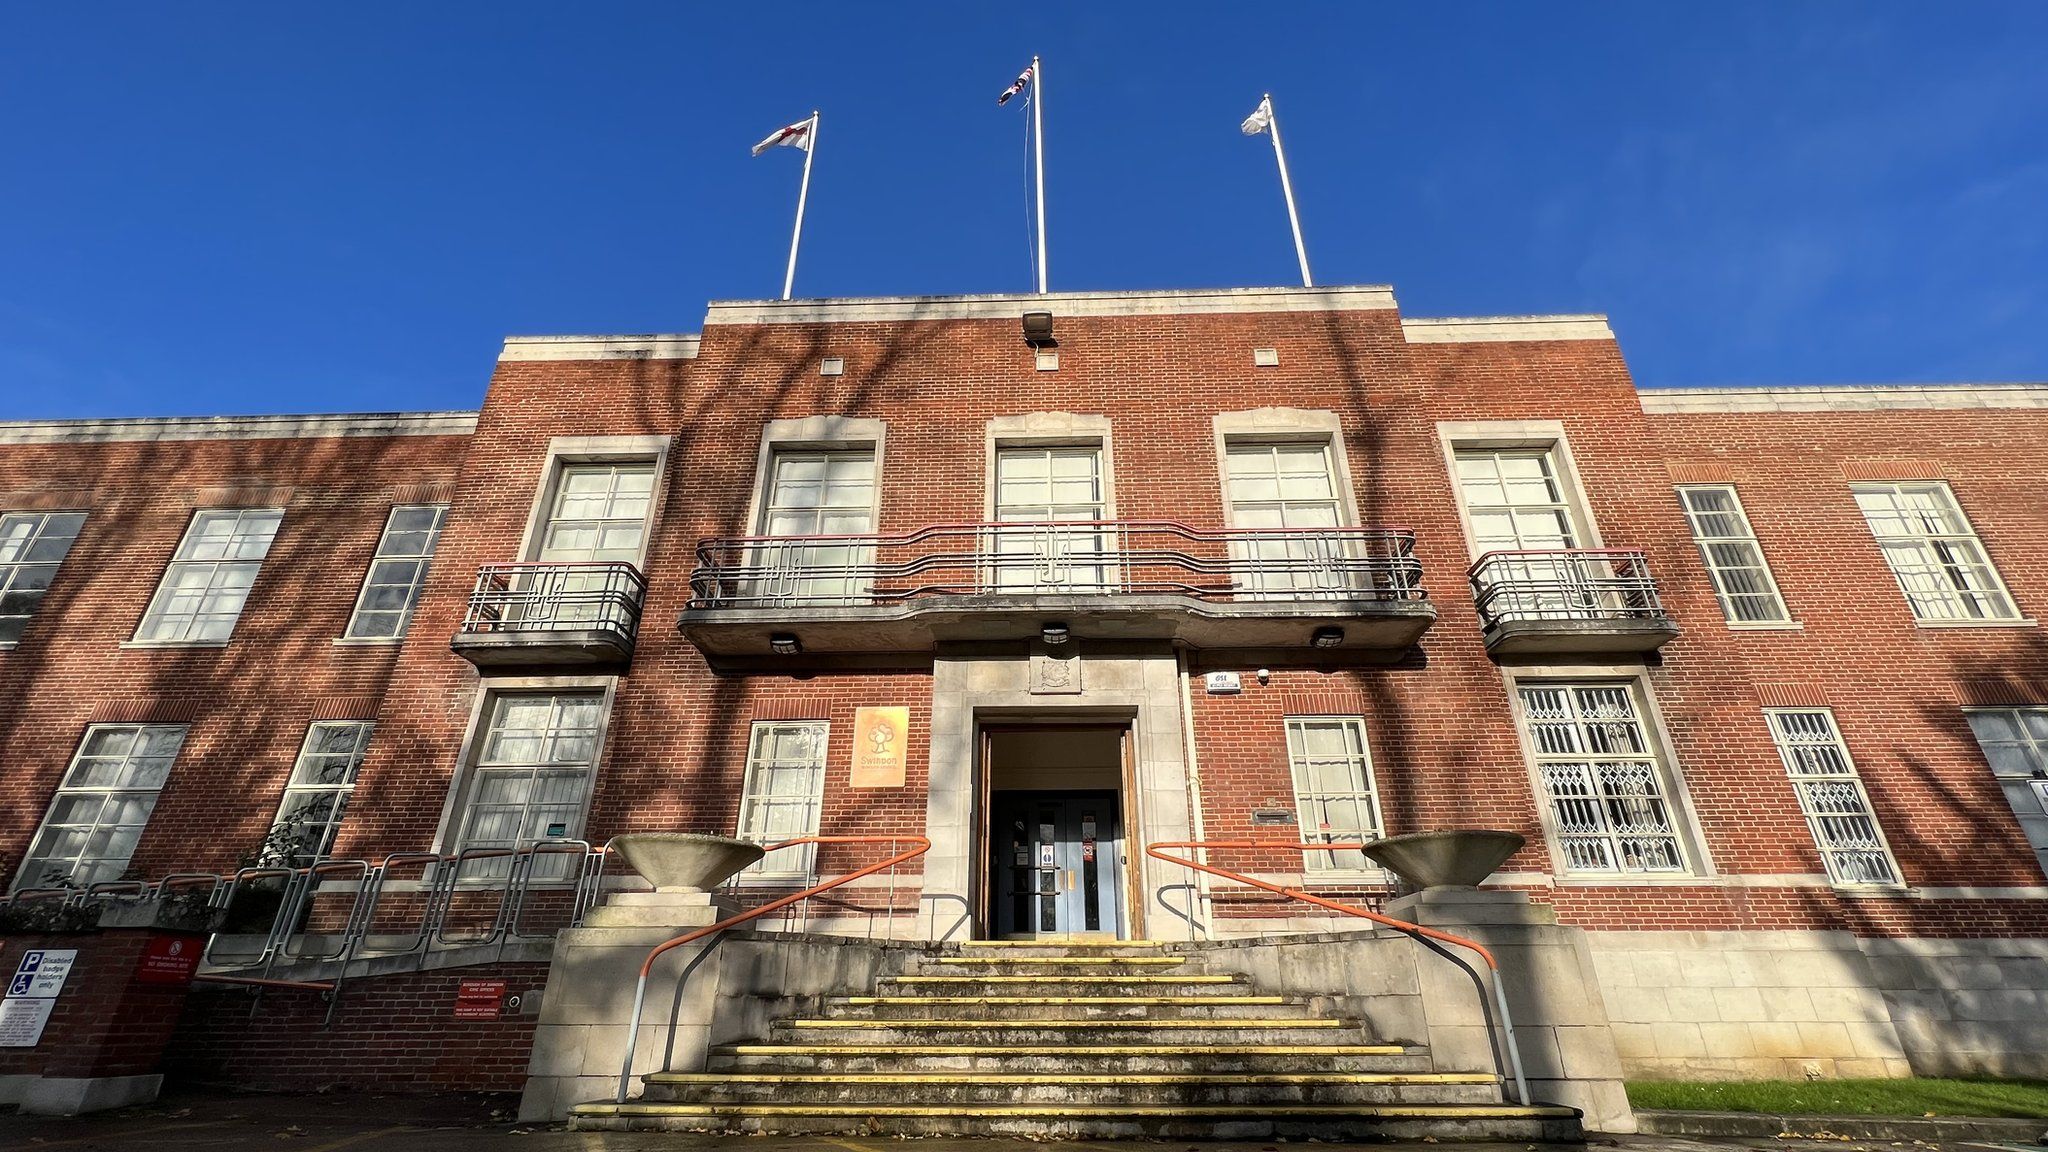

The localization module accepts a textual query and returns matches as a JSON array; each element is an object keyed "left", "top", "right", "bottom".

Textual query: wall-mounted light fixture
[
  {"left": 819, "top": 356, "right": 845, "bottom": 377},
  {"left": 1022, "top": 311, "right": 1055, "bottom": 347},
  {"left": 1310, "top": 626, "right": 1344, "bottom": 649},
  {"left": 769, "top": 633, "right": 803, "bottom": 655},
  {"left": 1040, "top": 622, "right": 1070, "bottom": 646}
]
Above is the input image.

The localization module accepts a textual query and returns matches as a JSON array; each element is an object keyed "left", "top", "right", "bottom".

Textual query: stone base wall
[{"left": 1588, "top": 930, "right": 2048, "bottom": 1080}]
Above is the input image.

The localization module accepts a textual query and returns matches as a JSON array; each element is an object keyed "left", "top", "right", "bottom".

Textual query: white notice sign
[
  {"left": 0, "top": 997, "right": 55, "bottom": 1047},
  {"left": 1204, "top": 671, "right": 1242, "bottom": 694},
  {"left": 8, "top": 949, "right": 76, "bottom": 999}
]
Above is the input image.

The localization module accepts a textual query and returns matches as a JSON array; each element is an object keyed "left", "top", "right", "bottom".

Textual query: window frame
[
  {"left": 432, "top": 677, "right": 617, "bottom": 882},
  {"left": 1282, "top": 715, "right": 1386, "bottom": 878},
  {"left": 1674, "top": 484, "right": 1793, "bottom": 627},
  {"left": 510, "top": 436, "right": 672, "bottom": 571},
  {"left": 735, "top": 720, "right": 831, "bottom": 883},
  {"left": 130, "top": 507, "right": 285, "bottom": 646},
  {"left": 269, "top": 720, "right": 376, "bottom": 866},
  {"left": 0, "top": 509, "right": 87, "bottom": 647},
  {"left": 341, "top": 504, "right": 449, "bottom": 642},
  {"left": 15, "top": 723, "right": 188, "bottom": 890},
  {"left": 1850, "top": 480, "right": 2023, "bottom": 625},
  {"left": 1961, "top": 706, "right": 2048, "bottom": 878},
  {"left": 1762, "top": 708, "right": 1905, "bottom": 889},
  {"left": 1435, "top": 422, "right": 1604, "bottom": 563}
]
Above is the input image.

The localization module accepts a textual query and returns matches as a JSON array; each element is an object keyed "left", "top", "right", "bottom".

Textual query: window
[
  {"left": 344, "top": 505, "right": 449, "bottom": 640},
  {"left": 0, "top": 511, "right": 86, "bottom": 644},
  {"left": 993, "top": 445, "right": 1110, "bottom": 591},
  {"left": 1765, "top": 709, "right": 1902, "bottom": 886},
  {"left": 1962, "top": 708, "right": 2048, "bottom": 875},
  {"left": 269, "top": 721, "right": 375, "bottom": 865},
  {"left": 1285, "top": 717, "right": 1383, "bottom": 873},
  {"left": 1225, "top": 441, "right": 1351, "bottom": 596},
  {"left": 1852, "top": 482, "right": 2019, "bottom": 622},
  {"left": 537, "top": 463, "right": 655, "bottom": 564},
  {"left": 1455, "top": 448, "right": 1580, "bottom": 553},
  {"left": 737, "top": 721, "right": 829, "bottom": 879},
  {"left": 1517, "top": 683, "right": 1688, "bottom": 875},
  {"left": 134, "top": 508, "right": 283, "bottom": 643},
  {"left": 756, "top": 451, "right": 876, "bottom": 603},
  {"left": 1676, "top": 485, "right": 1790, "bottom": 625},
  {"left": 454, "top": 693, "right": 603, "bottom": 876},
  {"left": 17, "top": 724, "right": 186, "bottom": 889}
]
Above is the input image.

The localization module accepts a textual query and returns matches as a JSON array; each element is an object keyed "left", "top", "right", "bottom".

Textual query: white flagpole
[
  {"left": 1262, "top": 94, "right": 1313, "bottom": 288},
  {"left": 782, "top": 111, "right": 819, "bottom": 301},
  {"left": 1031, "top": 56, "right": 1048, "bottom": 295}
]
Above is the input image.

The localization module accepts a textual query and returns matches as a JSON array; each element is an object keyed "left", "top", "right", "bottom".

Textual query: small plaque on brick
[{"left": 453, "top": 979, "right": 508, "bottom": 1020}]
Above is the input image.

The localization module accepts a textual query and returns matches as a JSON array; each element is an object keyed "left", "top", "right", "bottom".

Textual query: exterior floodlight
[
  {"left": 1022, "top": 311, "right": 1055, "bottom": 346},
  {"left": 769, "top": 633, "right": 803, "bottom": 655},
  {"left": 1310, "top": 626, "right": 1344, "bottom": 649}
]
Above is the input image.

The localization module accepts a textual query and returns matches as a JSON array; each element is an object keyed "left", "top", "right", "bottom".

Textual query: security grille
[
  {"left": 1765, "top": 708, "right": 1901, "bottom": 886},
  {"left": 1518, "top": 683, "right": 1687, "bottom": 874}
]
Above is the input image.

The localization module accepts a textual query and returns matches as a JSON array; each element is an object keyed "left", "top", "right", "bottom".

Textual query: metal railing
[
  {"left": 687, "top": 520, "right": 1424, "bottom": 608},
  {"left": 616, "top": 835, "right": 931, "bottom": 1103},
  {"left": 459, "top": 561, "right": 647, "bottom": 639},
  {"left": 1146, "top": 839, "right": 1529, "bottom": 1106},
  {"left": 1468, "top": 548, "right": 1665, "bottom": 629}
]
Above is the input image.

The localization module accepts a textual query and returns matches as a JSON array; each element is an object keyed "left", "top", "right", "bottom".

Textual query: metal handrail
[
  {"left": 615, "top": 834, "right": 931, "bottom": 1104},
  {"left": 1467, "top": 547, "right": 1664, "bottom": 627},
  {"left": 688, "top": 520, "right": 1424, "bottom": 608},
  {"left": 460, "top": 560, "right": 648, "bottom": 637},
  {"left": 1146, "top": 839, "right": 1529, "bottom": 1106}
]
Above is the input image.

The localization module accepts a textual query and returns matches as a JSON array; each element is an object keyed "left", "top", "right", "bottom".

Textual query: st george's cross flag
[
  {"left": 1240, "top": 97, "right": 1274, "bottom": 136},
  {"left": 997, "top": 64, "right": 1033, "bottom": 105},
  {"left": 751, "top": 119, "right": 814, "bottom": 156}
]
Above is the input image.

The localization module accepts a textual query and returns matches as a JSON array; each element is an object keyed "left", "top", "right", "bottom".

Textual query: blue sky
[{"left": 2, "top": 2, "right": 2044, "bottom": 418}]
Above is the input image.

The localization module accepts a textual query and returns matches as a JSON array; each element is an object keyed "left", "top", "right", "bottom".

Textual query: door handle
[{"left": 1066, "top": 869, "right": 1076, "bottom": 891}]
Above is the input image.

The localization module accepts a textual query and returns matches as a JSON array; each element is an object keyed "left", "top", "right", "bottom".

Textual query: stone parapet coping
[
  {"left": 1640, "top": 382, "right": 2048, "bottom": 413},
  {"left": 0, "top": 411, "right": 478, "bottom": 445}
]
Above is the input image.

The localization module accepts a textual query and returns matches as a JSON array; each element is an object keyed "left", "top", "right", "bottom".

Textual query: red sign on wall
[
  {"left": 452, "top": 979, "right": 508, "bottom": 1020},
  {"left": 134, "top": 934, "right": 204, "bottom": 987}
]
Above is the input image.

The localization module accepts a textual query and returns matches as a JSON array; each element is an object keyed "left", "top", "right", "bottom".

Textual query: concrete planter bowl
[
  {"left": 612, "top": 833, "right": 765, "bottom": 892},
  {"left": 1361, "top": 829, "right": 1525, "bottom": 890}
]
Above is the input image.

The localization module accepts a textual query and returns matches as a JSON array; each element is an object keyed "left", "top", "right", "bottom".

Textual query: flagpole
[
  {"left": 1031, "top": 56, "right": 1047, "bottom": 295},
  {"left": 782, "top": 111, "right": 818, "bottom": 301},
  {"left": 1263, "top": 94, "right": 1313, "bottom": 288}
]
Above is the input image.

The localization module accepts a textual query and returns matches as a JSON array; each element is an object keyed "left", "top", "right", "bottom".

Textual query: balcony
[
  {"left": 1467, "top": 548, "right": 1679, "bottom": 656},
  {"left": 451, "top": 562, "right": 647, "bottom": 668},
  {"left": 677, "top": 520, "right": 1434, "bottom": 666}
]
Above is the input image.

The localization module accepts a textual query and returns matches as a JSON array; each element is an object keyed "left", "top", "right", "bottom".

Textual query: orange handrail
[
  {"left": 615, "top": 834, "right": 930, "bottom": 1103},
  {"left": 1147, "top": 839, "right": 1528, "bottom": 1105}
]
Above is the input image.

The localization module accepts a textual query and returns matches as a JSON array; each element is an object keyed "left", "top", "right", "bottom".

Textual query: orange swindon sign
[{"left": 849, "top": 706, "right": 909, "bottom": 789}]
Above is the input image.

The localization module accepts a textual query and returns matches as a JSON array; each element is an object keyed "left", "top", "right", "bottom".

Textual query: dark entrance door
[{"left": 990, "top": 790, "right": 1124, "bottom": 939}]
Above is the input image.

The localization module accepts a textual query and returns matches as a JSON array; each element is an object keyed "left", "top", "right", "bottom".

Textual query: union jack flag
[{"left": 997, "top": 65, "right": 1033, "bottom": 106}]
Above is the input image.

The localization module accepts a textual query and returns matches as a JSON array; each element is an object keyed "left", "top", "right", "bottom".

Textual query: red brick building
[{"left": 3, "top": 286, "right": 2046, "bottom": 1114}]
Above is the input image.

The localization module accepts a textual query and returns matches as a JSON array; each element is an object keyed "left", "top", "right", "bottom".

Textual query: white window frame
[
  {"left": 131, "top": 508, "right": 284, "bottom": 645},
  {"left": 269, "top": 721, "right": 375, "bottom": 865},
  {"left": 1850, "top": 481, "right": 2023, "bottom": 625},
  {"left": 1436, "top": 422, "right": 1603, "bottom": 561},
  {"left": 511, "top": 436, "right": 671, "bottom": 570},
  {"left": 1763, "top": 708, "right": 1904, "bottom": 888},
  {"left": 1961, "top": 707, "right": 2048, "bottom": 879},
  {"left": 1510, "top": 677, "right": 1700, "bottom": 879},
  {"left": 1284, "top": 716, "right": 1385, "bottom": 877},
  {"left": 736, "top": 720, "right": 830, "bottom": 882},
  {"left": 441, "top": 686, "right": 612, "bottom": 881},
  {"left": 341, "top": 504, "right": 449, "bottom": 641},
  {"left": 1675, "top": 484, "right": 1793, "bottom": 627},
  {"left": 16, "top": 723, "right": 188, "bottom": 890},
  {"left": 0, "top": 509, "right": 87, "bottom": 647}
]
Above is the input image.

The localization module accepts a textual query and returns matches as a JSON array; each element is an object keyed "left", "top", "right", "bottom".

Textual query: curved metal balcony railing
[
  {"left": 457, "top": 561, "right": 647, "bottom": 647},
  {"left": 1467, "top": 548, "right": 1666, "bottom": 629},
  {"left": 686, "top": 520, "right": 1425, "bottom": 609}
]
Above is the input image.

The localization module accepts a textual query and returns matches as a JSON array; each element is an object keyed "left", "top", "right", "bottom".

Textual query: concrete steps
[{"left": 568, "top": 938, "right": 1583, "bottom": 1141}]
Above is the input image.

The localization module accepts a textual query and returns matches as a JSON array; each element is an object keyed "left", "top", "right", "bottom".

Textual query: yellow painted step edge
[
  {"left": 575, "top": 1103, "right": 1576, "bottom": 1119},
  {"left": 958, "top": 939, "right": 1170, "bottom": 947},
  {"left": 722, "top": 1044, "right": 1408, "bottom": 1055},
  {"left": 840, "top": 996, "right": 1286, "bottom": 1005},
  {"left": 935, "top": 956, "right": 1185, "bottom": 965},
  {"left": 646, "top": 1071, "right": 1494, "bottom": 1085},
  {"left": 888, "top": 974, "right": 1240, "bottom": 983},
  {"left": 788, "top": 1018, "right": 1346, "bottom": 1029}
]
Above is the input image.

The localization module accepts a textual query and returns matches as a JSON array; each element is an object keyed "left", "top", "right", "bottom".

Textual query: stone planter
[
  {"left": 1362, "top": 829, "right": 1524, "bottom": 890},
  {"left": 612, "top": 833, "right": 765, "bottom": 892}
]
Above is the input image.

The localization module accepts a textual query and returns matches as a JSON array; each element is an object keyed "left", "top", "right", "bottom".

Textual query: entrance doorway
[{"left": 981, "top": 725, "right": 1131, "bottom": 940}]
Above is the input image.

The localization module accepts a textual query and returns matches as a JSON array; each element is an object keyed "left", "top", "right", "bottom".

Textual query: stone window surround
[
  {"left": 1210, "top": 409, "right": 1364, "bottom": 530},
  {"left": 511, "top": 436, "right": 674, "bottom": 570},
  {"left": 424, "top": 674, "right": 620, "bottom": 865},
  {"left": 1435, "top": 420, "right": 1606, "bottom": 562},
  {"left": 740, "top": 417, "right": 887, "bottom": 538},
  {"left": 982, "top": 413, "right": 1118, "bottom": 520},
  {"left": 1497, "top": 662, "right": 1719, "bottom": 885},
  {"left": 1673, "top": 483, "right": 1799, "bottom": 631}
]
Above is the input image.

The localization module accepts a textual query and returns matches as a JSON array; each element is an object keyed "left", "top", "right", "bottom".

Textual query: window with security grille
[
  {"left": 1517, "top": 683, "right": 1688, "bottom": 874},
  {"left": 343, "top": 505, "right": 448, "bottom": 640},
  {"left": 1765, "top": 709, "right": 1902, "bottom": 886},
  {"left": 1675, "top": 485, "right": 1790, "bottom": 625},
  {"left": 1851, "top": 482, "right": 2018, "bottom": 622},
  {"left": 737, "top": 721, "right": 829, "bottom": 880},
  {"left": 1962, "top": 708, "right": 2048, "bottom": 876},
  {"left": 993, "top": 445, "right": 1110, "bottom": 591},
  {"left": 0, "top": 510, "right": 86, "bottom": 644},
  {"left": 270, "top": 721, "right": 375, "bottom": 865},
  {"left": 454, "top": 693, "right": 603, "bottom": 877},
  {"left": 755, "top": 451, "right": 875, "bottom": 604},
  {"left": 17, "top": 724, "right": 187, "bottom": 889},
  {"left": 1225, "top": 440, "right": 1351, "bottom": 596},
  {"left": 134, "top": 508, "right": 283, "bottom": 643},
  {"left": 1284, "top": 717, "right": 1383, "bottom": 873}
]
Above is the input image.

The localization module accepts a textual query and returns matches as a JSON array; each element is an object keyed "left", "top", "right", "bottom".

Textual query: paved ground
[{"left": 1, "top": 1088, "right": 2040, "bottom": 1152}]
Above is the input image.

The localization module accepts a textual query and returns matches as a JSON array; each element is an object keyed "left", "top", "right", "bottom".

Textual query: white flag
[
  {"left": 1240, "top": 98, "right": 1273, "bottom": 136},
  {"left": 752, "top": 119, "right": 814, "bottom": 157}
]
